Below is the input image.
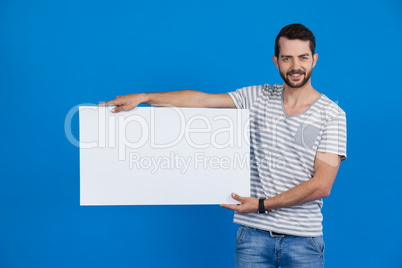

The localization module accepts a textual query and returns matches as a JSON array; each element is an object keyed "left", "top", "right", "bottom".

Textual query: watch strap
[{"left": 258, "top": 198, "right": 266, "bottom": 214}]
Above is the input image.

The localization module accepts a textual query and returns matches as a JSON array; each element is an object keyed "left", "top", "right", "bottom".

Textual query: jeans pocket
[
  {"left": 308, "top": 236, "right": 325, "bottom": 255},
  {"left": 236, "top": 225, "right": 248, "bottom": 250}
]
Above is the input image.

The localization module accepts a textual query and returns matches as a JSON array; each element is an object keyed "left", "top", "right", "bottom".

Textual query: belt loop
[{"left": 270, "top": 231, "right": 285, "bottom": 237}]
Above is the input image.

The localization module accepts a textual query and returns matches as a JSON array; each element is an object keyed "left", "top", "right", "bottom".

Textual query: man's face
[{"left": 273, "top": 37, "right": 318, "bottom": 89}]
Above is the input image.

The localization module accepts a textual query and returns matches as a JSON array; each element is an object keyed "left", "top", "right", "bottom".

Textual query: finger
[
  {"left": 231, "top": 193, "right": 245, "bottom": 203},
  {"left": 98, "top": 100, "right": 118, "bottom": 107},
  {"left": 220, "top": 204, "right": 240, "bottom": 212},
  {"left": 112, "top": 105, "right": 125, "bottom": 113}
]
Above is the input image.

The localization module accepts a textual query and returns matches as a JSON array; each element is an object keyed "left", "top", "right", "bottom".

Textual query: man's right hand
[{"left": 98, "top": 93, "right": 148, "bottom": 113}]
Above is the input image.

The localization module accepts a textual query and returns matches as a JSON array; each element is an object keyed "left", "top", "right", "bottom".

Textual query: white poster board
[{"left": 79, "top": 106, "right": 250, "bottom": 205}]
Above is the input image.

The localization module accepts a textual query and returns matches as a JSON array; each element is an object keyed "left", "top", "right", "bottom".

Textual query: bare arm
[
  {"left": 98, "top": 90, "right": 236, "bottom": 112},
  {"left": 220, "top": 152, "right": 341, "bottom": 214}
]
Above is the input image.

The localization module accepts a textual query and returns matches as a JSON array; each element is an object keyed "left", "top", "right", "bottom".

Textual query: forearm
[
  {"left": 264, "top": 176, "right": 328, "bottom": 211},
  {"left": 99, "top": 89, "right": 235, "bottom": 112},
  {"left": 221, "top": 148, "right": 340, "bottom": 215},
  {"left": 143, "top": 90, "right": 234, "bottom": 108},
  {"left": 221, "top": 176, "right": 329, "bottom": 214},
  {"left": 264, "top": 153, "right": 340, "bottom": 211}
]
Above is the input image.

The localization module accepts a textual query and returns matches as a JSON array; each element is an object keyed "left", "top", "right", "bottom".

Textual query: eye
[{"left": 282, "top": 57, "right": 289, "bottom": 62}]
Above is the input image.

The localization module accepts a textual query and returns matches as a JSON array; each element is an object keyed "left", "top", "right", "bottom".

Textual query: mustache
[{"left": 287, "top": 70, "right": 305, "bottom": 75}]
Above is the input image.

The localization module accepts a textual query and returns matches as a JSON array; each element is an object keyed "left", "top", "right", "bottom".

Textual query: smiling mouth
[{"left": 289, "top": 73, "right": 303, "bottom": 79}]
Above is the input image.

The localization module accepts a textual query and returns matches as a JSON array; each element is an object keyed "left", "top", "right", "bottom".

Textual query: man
[{"left": 99, "top": 23, "right": 347, "bottom": 267}]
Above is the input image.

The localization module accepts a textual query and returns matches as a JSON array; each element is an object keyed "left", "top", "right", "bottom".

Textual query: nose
[{"left": 291, "top": 58, "right": 301, "bottom": 70}]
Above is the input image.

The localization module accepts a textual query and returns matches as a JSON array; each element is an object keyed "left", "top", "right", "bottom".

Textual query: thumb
[
  {"left": 112, "top": 105, "right": 125, "bottom": 113},
  {"left": 231, "top": 193, "right": 244, "bottom": 203}
]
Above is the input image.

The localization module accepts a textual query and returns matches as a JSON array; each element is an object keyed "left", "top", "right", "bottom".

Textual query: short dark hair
[{"left": 275, "top": 23, "right": 316, "bottom": 58}]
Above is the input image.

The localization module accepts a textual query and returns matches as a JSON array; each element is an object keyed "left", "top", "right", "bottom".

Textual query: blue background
[{"left": 1, "top": 0, "right": 401, "bottom": 267}]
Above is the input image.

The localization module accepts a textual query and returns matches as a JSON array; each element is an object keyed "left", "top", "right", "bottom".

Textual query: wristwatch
[{"left": 258, "top": 198, "right": 266, "bottom": 214}]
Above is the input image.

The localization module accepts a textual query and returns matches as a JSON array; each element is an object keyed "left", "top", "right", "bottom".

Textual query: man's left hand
[{"left": 220, "top": 193, "right": 259, "bottom": 214}]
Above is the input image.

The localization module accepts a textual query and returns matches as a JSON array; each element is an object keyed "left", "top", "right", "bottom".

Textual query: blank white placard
[{"left": 79, "top": 106, "right": 250, "bottom": 205}]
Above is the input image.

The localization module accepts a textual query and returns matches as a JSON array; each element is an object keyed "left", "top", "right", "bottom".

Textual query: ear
[
  {"left": 312, "top": 53, "right": 318, "bottom": 68},
  {"left": 272, "top": 55, "right": 279, "bottom": 69}
]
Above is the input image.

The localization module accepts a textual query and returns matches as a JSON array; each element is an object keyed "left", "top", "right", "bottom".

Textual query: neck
[{"left": 283, "top": 81, "right": 319, "bottom": 106}]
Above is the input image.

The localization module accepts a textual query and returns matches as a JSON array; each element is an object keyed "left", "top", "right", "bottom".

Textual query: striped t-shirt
[{"left": 228, "top": 84, "right": 347, "bottom": 237}]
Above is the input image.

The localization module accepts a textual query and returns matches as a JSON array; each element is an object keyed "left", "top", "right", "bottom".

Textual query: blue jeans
[{"left": 235, "top": 225, "right": 325, "bottom": 268}]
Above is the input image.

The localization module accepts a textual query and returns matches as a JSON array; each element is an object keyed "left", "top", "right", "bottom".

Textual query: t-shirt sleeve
[
  {"left": 228, "top": 85, "right": 264, "bottom": 109},
  {"left": 317, "top": 106, "right": 347, "bottom": 161}
]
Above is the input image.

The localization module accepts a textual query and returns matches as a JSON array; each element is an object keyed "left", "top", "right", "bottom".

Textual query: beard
[{"left": 280, "top": 68, "right": 313, "bottom": 88}]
